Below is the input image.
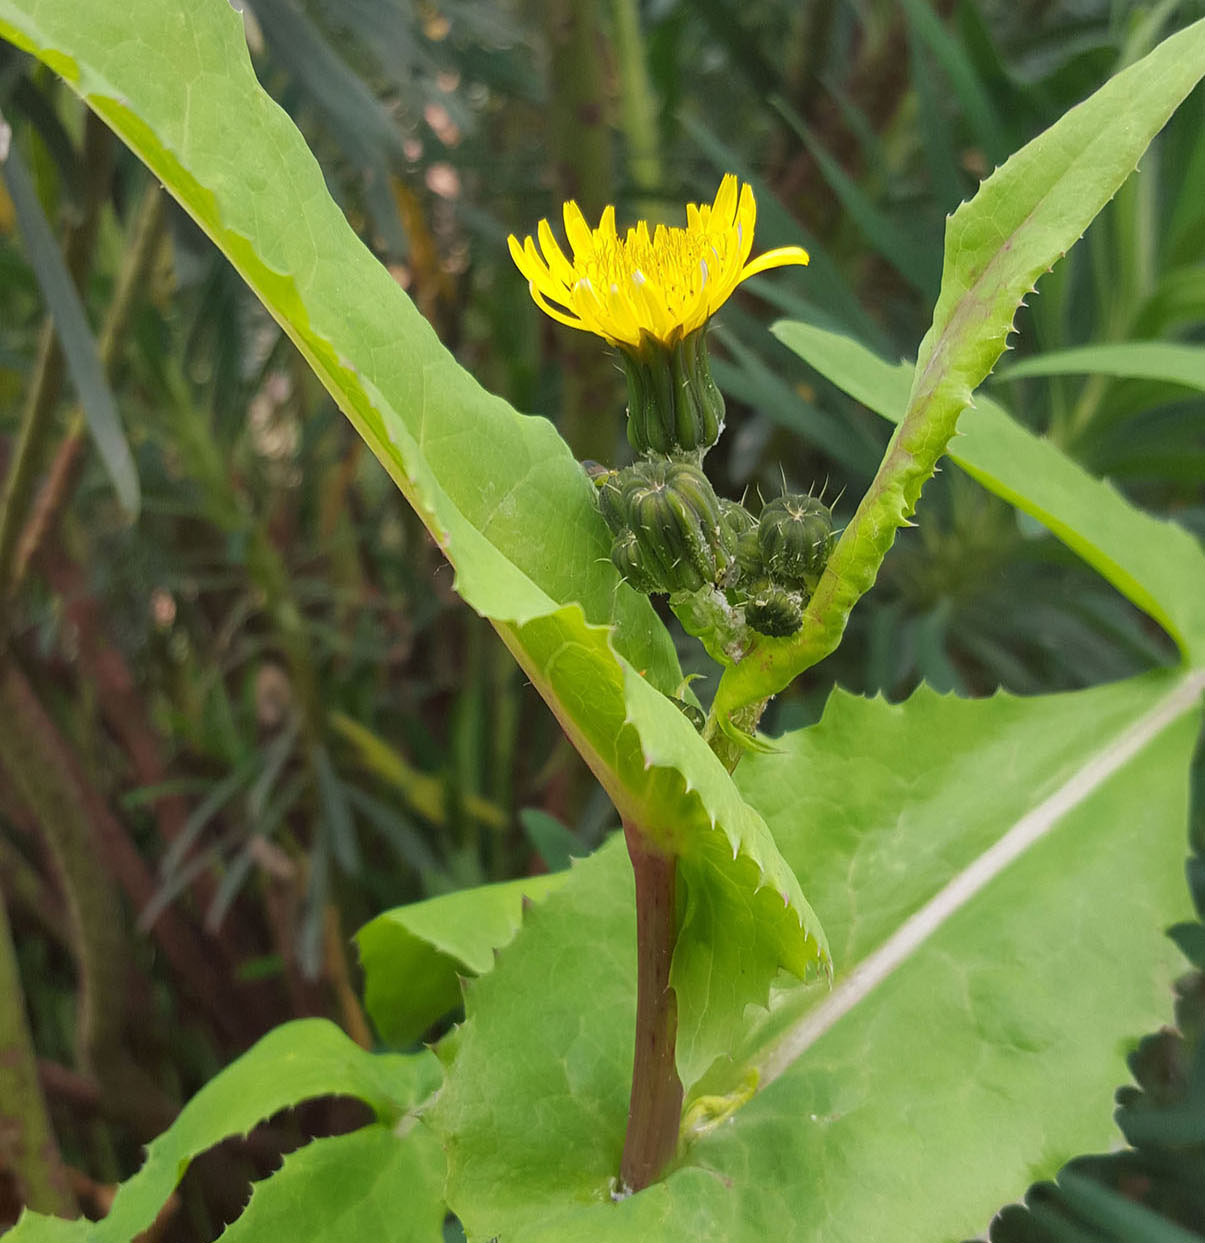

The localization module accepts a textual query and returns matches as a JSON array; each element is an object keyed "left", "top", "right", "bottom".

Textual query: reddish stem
[{"left": 619, "top": 821, "right": 684, "bottom": 1192}]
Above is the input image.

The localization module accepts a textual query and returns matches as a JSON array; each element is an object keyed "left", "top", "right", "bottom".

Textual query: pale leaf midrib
[{"left": 755, "top": 668, "right": 1205, "bottom": 1088}]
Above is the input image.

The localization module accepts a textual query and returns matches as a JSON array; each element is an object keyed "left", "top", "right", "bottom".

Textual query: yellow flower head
[{"left": 508, "top": 174, "right": 809, "bottom": 351}]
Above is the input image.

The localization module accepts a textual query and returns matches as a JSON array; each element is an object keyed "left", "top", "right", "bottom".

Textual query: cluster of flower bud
[
  {"left": 733, "top": 493, "right": 835, "bottom": 637},
  {"left": 592, "top": 453, "right": 834, "bottom": 639},
  {"left": 588, "top": 322, "right": 835, "bottom": 642}
]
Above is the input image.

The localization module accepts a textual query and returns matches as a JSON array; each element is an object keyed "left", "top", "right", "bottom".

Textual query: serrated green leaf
[
  {"left": 430, "top": 835, "right": 635, "bottom": 1238},
  {"left": 357, "top": 870, "right": 571, "bottom": 1048},
  {"left": 11, "top": 1020, "right": 437, "bottom": 1243},
  {"left": 771, "top": 320, "right": 1205, "bottom": 663},
  {"left": 0, "top": 0, "right": 826, "bottom": 1047},
  {"left": 218, "top": 1124, "right": 445, "bottom": 1243},
  {"left": 434, "top": 671, "right": 1201, "bottom": 1241},
  {"left": 712, "top": 20, "right": 1205, "bottom": 724},
  {"left": 5, "top": 1215, "right": 91, "bottom": 1242}
]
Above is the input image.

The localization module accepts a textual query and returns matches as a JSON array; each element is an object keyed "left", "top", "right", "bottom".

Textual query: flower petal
[
  {"left": 521, "top": 236, "right": 571, "bottom": 302},
  {"left": 508, "top": 176, "right": 809, "bottom": 348},
  {"left": 735, "top": 182, "right": 757, "bottom": 267},
  {"left": 569, "top": 277, "right": 625, "bottom": 345},
  {"left": 711, "top": 173, "right": 738, "bottom": 226},
  {"left": 599, "top": 283, "right": 643, "bottom": 345},
  {"left": 530, "top": 283, "right": 588, "bottom": 333},
  {"left": 737, "top": 245, "right": 811, "bottom": 282},
  {"left": 537, "top": 218, "right": 577, "bottom": 287},
  {"left": 628, "top": 272, "right": 676, "bottom": 343},
  {"left": 597, "top": 204, "right": 618, "bottom": 244},
  {"left": 508, "top": 233, "right": 535, "bottom": 280},
  {"left": 563, "top": 200, "right": 595, "bottom": 262}
]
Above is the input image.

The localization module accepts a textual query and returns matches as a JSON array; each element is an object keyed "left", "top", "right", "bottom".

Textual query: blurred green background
[{"left": 1, "top": 0, "right": 1203, "bottom": 1235}]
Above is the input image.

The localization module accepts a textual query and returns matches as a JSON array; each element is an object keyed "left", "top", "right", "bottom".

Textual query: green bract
[{"left": 620, "top": 330, "right": 725, "bottom": 457}]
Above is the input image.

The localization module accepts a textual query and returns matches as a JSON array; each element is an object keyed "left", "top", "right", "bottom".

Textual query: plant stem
[{"left": 619, "top": 821, "right": 683, "bottom": 1193}]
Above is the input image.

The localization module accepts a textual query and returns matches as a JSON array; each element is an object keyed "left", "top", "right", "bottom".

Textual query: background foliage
[{"left": 0, "top": 0, "right": 1203, "bottom": 1239}]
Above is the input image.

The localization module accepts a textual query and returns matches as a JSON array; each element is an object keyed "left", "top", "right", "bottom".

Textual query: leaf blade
[
  {"left": 218, "top": 1124, "right": 445, "bottom": 1243},
  {"left": 772, "top": 319, "right": 1205, "bottom": 663},
  {"left": 712, "top": 19, "right": 1205, "bottom": 723},
  {"left": 434, "top": 672, "right": 1201, "bottom": 1241},
  {"left": 357, "top": 870, "right": 571, "bottom": 1047},
  {"left": 999, "top": 340, "right": 1205, "bottom": 389},
  {"left": 96, "top": 1020, "right": 436, "bottom": 1243}
]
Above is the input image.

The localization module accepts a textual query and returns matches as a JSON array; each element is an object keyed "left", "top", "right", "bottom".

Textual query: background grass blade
[
  {"left": 999, "top": 340, "right": 1205, "bottom": 389},
  {"left": 0, "top": 123, "right": 138, "bottom": 514}
]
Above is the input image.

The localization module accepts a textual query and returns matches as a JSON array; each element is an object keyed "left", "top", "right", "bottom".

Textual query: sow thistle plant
[
  {"left": 4, "top": 3, "right": 1205, "bottom": 1241},
  {"left": 511, "top": 176, "right": 834, "bottom": 1191}
]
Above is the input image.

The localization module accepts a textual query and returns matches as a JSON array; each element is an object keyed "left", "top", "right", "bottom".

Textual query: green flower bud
[
  {"left": 756, "top": 494, "right": 834, "bottom": 591},
  {"left": 619, "top": 328, "right": 725, "bottom": 457},
  {"left": 597, "top": 458, "right": 726, "bottom": 594},
  {"left": 717, "top": 498, "right": 755, "bottom": 556},
  {"left": 703, "top": 499, "right": 760, "bottom": 595},
  {"left": 609, "top": 528, "right": 661, "bottom": 594},
  {"left": 744, "top": 579, "right": 805, "bottom": 638}
]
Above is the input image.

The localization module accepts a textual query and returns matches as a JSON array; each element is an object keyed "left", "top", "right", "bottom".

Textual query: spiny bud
[
  {"left": 757, "top": 494, "right": 834, "bottom": 591},
  {"left": 597, "top": 458, "right": 726, "bottom": 594},
  {"left": 744, "top": 579, "right": 805, "bottom": 638},
  {"left": 619, "top": 329, "right": 725, "bottom": 458}
]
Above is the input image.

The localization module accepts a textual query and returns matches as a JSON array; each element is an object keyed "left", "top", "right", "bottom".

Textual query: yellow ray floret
[{"left": 507, "top": 174, "right": 810, "bottom": 350}]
